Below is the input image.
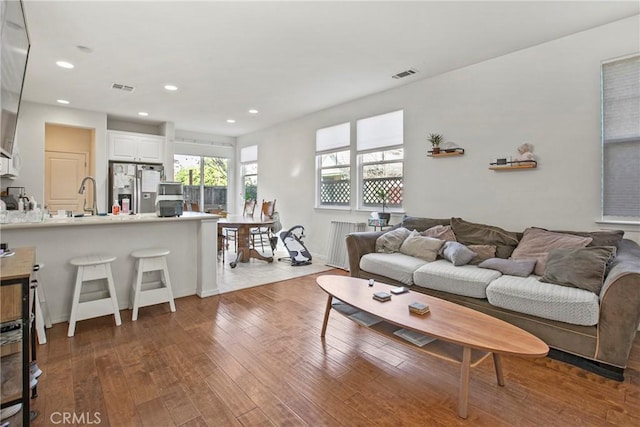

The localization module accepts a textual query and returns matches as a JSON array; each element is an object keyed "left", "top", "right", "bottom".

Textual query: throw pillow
[
  {"left": 399, "top": 230, "right": 444, "bottom": 262},
  {"left": 450, "top": 217, "right": 520, "bottom": 259},
  {"left": 548, "top": 229, "right": 624, "bottom": 247},
  {"left": 420, "top": 225, "right": 457, "bottom": 242},
  {"left": 467, "top": 245, "right": 496, "bottom": 265},
  {"left": 510, "top": 227, "right": 592, "bottom": 276},
  {"left": 439, "top": 241, "right": 477, "bottom": 266},
  {"left": 478, "top": 258, "right": 537, "bottom": 277},
  {"left": 375, "top": 227, "right": 411, "bottom": 253},
  {"left": 400, "top": 215, "right": 451, "bottom": 232},
  {"left": 540, "top": 246, "right": 617, "bottom": 294}
]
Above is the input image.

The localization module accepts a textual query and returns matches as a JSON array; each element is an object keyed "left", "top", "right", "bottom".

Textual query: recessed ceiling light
[
  {"left": 164, "top": 84, "right": 178, "bottom": 91},
  {"left": 248, "top": 109, "right": 259, "bottom": 114},
  {"left": 226, "top": 119, "right": 236, "bottom": 123},
  {"left": 138, "top": 112, "right": 149, "bottom": 117},
  {"left": 56, "top": 99, "right": 70, "bottom": 104},
  {"left": 56, "top": 60, "right": 74, "bottom": 69}
]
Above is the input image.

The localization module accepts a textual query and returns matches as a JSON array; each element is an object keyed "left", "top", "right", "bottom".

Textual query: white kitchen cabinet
[{"left": 107, "top": 131, "right": 164, "bottom": 163}]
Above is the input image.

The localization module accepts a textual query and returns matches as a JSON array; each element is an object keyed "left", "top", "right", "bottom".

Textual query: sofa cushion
[
  {"left": 450, "top": 217, "right": 520, "bottom": 258},
  {"left": 486, "top": 276, "right": 599, "bottom": 326},
  {"left": 413, "top": 260, "right": 502, "bottom": 298},
  {"left": 420, "top": 225, "right": 457, "bottom": 241},
  {"left": 398, "top": 230, "right": 444, "bottom": 261},
  {"left": 439, "top": 241, "right": 476, "bottom": 266},
  {"left": 540, "top": 246, "right": 617, "bottom": 294},
  {"left": 549, "top": 229, "right": 624, "bottom": 247},
  {"left": 360, "top": 252, "right": 428, "bottom": 285},
  {"left": 400, "top": 215, "right": 451, "bottom": 232},
  {"left": 510, "top": 227, "right": 593, "bottom": 276},
  {"left": 376, "top": 227, "right": 411, "bottom": 253},
  {"left": 468, "top": 244, "right": 496, "bottom": 265},
  {"left": 478, "top": 258, "right": 537, "bottom": 277}
]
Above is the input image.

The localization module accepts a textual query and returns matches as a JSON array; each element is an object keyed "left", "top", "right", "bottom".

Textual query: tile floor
[{"left": 217, "top": 246, "right": 334, "bottom": 293}]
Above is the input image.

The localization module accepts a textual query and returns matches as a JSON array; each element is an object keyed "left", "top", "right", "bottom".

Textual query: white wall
[
  {"left": 237, "top": 16, "right": 640, "bottom": 258},
  {"left": 8, "top": 101, "right": 108, "bottom": 211}
]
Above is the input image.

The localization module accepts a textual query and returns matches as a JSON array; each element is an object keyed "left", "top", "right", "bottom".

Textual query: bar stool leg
[
  {"left": 68, "top": 266, "right": 84, "bottom": 337},
  {"left": 131, "top": 259, "right": 144, "bottom": 321},
  {"left": 161, "top": 256, "right": 176, "bottom": 313},
  {"left": 106, "top": 263, "right": 122, "bottom": 326}
]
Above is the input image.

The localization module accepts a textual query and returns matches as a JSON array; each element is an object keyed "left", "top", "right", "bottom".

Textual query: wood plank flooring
[{"left": 29, "top": 270, "right": 640, "bottom": 426}]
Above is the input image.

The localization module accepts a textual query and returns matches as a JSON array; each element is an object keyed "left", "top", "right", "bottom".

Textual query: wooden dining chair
[
  {"left": 250, "top": 199, "right": 277, "bottom": 253},
  {"left": 225, "top": 199, "right": 256, "bottom": 252}
]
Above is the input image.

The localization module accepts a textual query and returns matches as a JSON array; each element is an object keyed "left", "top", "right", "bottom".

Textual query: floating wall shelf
[
  {"left": 427, "top": 148, "right": 465, "bottom": 157},
  {"left": 489, "top": 160, "right": 537, "bottom": 171}
]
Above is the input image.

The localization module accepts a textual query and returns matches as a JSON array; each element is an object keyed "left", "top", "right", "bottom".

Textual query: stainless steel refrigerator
[{"left": 109, "top": 162, "right": 165, "bottom": 213}]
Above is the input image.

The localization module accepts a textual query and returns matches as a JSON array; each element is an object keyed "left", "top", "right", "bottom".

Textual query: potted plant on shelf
[
  {"left": 376, "top": 189, "right": 391, "bottom": 223},
  {"left": 428, "top": 133, "right": 443, "bottom": 154}
]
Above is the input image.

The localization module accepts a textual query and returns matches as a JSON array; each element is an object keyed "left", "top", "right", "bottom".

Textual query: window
[
  {"left": 240, "top": 145, "right": 258, "bottom": 201},
  {"left": 602, "top": 55, "right": 640, "bottom": 220},
  {"left": 357, "top": 110, "right": 404, "bottom": 210},
  {"left": 316, "top": 123, "right": 350, "bottom": 207},
  {"left": 174, "top": 155, "right": 228, "bottom": 210}
]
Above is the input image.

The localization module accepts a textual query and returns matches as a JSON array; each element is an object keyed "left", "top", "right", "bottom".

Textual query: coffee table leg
[
  {"left": 320, "top": 294, "right": 332, "bottom": 338},
  {"left": 493, "top": 353, "right": 505, "bottom": 386},
  {"left": 458, "top": 346, "right": 471, "bottom": 419}
]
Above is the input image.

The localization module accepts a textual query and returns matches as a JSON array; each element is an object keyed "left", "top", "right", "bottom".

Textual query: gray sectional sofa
[{"left": 346, "top": 216, "right": 640, "bottom": 380}]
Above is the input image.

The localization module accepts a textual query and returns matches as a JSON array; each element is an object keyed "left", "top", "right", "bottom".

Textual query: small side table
[{"left": 368, "top": 218, "right": 393, "bottom": 231}]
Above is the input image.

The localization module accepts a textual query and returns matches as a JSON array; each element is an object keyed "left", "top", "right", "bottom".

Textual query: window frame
[
  {"left": 355, "top": 110, "right": 404, "bottom": 212},
  {"left": 315, "top": 122, "right": 351, "bottom": 209},
  {"left": 601, "top": 54, "right": 640, "bottom": 222}
]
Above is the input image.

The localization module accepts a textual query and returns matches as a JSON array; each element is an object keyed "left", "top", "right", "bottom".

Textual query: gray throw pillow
[
  {"left": 548, "top": 229, "right": 624, "bottom": 247},
  {"left": 467, "top": 244, "right": 496, "bottom": 265},
  {"left": 540, "top": 246, "right": 617, "bottom": 294},
  {"left": 400, "top": 215, "right": 451, "bottom": 232},
  {"left": 478, "top": 258, "right": 537, "bottom": 277},
  {"left": 439, "top": 241, "right": 477, "bottom": 266},
  {"left": 375, "top": 227, "right": 411, "bottom": 253},
  {"left": 399, "top": 230, "right": 444, "bottom": 261},
  {"left": 420, "top": 224, "right": 457, "bottom": 242},
  {"left": 450, "top": 217, "right": 520, "bottom": 259},
  {"left": 511, "top": 227, "right": 593, "bottom": 276}
]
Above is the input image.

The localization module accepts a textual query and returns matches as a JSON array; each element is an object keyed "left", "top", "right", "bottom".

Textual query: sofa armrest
[
  {"left": 597, "top": 239, "right": 640, "bottom": 367},
  {"left": 346, "top": 231, "right": 385, "bottom": 277}
]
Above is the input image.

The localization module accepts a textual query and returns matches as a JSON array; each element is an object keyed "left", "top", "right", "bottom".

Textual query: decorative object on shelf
[
  {"left": 489, "top": 143, "right": 538, "bottom": 170},
  {"left": 375, "top": 190, "right": 390, "bottom": 222},
  {"left": 515, "top": 143, "right": 535, "bottom": 162},
  {"left": 427, "top": 133, "right": 443, "bottom": 154}
]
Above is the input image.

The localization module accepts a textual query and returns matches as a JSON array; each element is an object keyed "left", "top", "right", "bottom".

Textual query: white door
[{"left": 45, "top": 151, "right": 88, "bottom": 212}]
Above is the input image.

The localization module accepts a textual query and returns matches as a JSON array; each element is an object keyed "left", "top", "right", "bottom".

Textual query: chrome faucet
[{"left": 78, "top": 176, "right": 98, "bottom": 215}]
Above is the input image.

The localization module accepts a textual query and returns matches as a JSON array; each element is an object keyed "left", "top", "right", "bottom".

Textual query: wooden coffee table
[{"left": 317, "top": 275, "right": 549, "bottom": 418}]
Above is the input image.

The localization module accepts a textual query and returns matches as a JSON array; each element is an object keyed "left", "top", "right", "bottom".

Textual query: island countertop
[
  {"left": 0, "top": 211, "right": 219, "bottom": 230},
  {"left": 1, "top": 212, "right": 219, "bottom": 324}
]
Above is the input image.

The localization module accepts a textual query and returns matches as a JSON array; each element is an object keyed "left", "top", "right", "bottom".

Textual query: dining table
[{"left": 217, "top": 216, "right": 275, "bottom": 268}]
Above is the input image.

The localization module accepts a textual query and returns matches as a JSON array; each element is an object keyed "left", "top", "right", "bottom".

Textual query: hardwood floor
[{"left": 30, "top": 270, "right": 640, "bottom": 426}]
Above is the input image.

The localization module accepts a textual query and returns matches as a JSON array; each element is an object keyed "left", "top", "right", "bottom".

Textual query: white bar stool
[
  {"left": 68, "top": 255, "right": 122, "bottom": 337},
  {"left": 130, "top": 248, "right": 176, "bottom": 321}
]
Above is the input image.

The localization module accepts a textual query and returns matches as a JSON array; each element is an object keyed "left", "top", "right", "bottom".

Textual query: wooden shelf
[
  {"left": 428, "top": 148, "right": 465, "bottom": 157},
  {"left": 489, "top": 160, "right": 537, "bottom": 170},
  {"left": 489, "top": 163, "right": 538, "bottom": 171}
]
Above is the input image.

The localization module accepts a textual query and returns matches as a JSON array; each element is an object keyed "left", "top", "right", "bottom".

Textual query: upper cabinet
[{"left": 108, "top": 131, "right": 164, "bottom": 163}]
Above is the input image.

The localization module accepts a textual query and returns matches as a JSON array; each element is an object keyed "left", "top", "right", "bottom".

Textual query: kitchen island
[{"left": 0, "top": 212, "right": 219, "bottom": 324}]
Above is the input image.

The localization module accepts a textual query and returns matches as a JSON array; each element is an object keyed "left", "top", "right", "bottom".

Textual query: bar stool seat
[
  {"left": 130, "top": 248, "right": 176, "bottom": 321},
  {"left": 68, "top": 255, "right": 121, "bottom": 337}
]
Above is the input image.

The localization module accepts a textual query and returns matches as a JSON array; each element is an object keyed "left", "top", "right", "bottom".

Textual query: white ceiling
[{"left": 20, "top": 0, "right": 640, "bottom": 138}]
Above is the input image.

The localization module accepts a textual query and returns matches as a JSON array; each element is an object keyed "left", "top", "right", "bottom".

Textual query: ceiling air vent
[
  {"left": 111, "top": 83, "right": 135, "bottom": 93},
  {"left": 392, "top": 69, "right": 418, "bottom": 79}
]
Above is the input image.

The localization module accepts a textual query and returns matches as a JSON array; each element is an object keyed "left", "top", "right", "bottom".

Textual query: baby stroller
[{"left": 278, "top": 225, "right": 312, "bottom": 266}]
